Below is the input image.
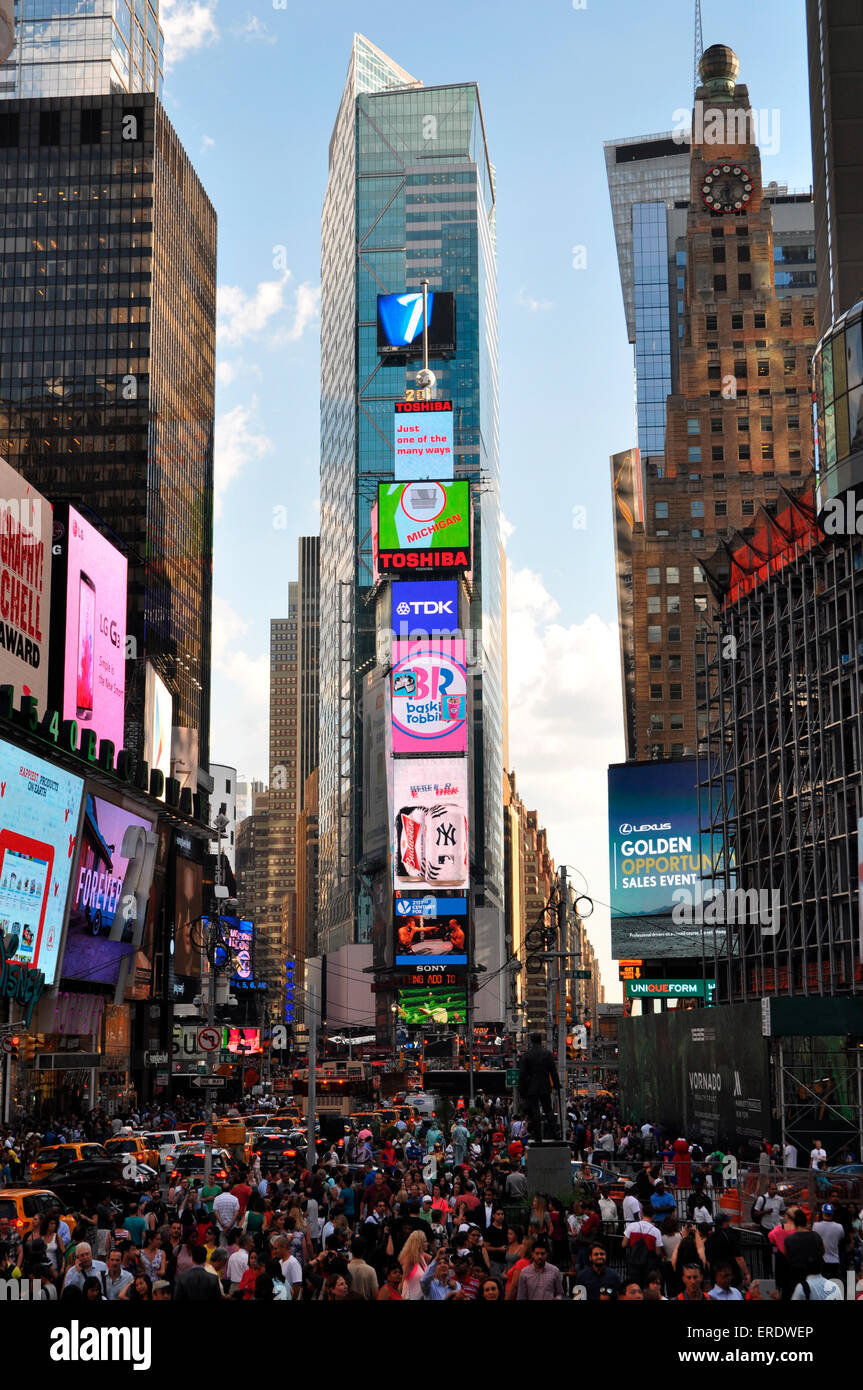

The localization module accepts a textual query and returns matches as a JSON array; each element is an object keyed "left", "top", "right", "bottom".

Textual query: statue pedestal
[{"left": 525, "top": 1142, "right": 572, "bottom": 1202}]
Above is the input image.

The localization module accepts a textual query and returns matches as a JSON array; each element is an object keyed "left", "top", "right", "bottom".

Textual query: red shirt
[{"left": 232, "top": 1183, "right": 252, "bottom": 1214}]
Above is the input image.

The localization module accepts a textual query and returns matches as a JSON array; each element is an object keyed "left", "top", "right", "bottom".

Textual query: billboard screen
[
  {"left": 144, "top": 664, "right": 172, "bottom": 787},
  {"left": 0, "top": 739, "right": 84, "bottom": 985},
  {"left": 391, "top": 639, "right": 467, "bottom": 755},
  {"left": 394, "top": 893, "right": 468, "bottom": 976},
  {"left": 618, "top": 1000, "right": 771, "bottom": 1155},
  {"left": 62, "top": 793, "right": 156, "bottom": 987},
  {"left": 223, "top": 1026, "right": 261, "bottom": 1054},
  {"left": 392, "top": 579, "right": 459, "bottom": 640},
  {"left": 171, "top": 845, "right": 203, "bottom": 981},
  {"left": 0, "top": 460, "right": 52, "bottom": 707},
  {"left": 609, "top": 758, "right": 723, "bottom": 959},
  {"left": 59, "top": 506, "right": 127, "bottom": 752},
  {"left": 377, "top": 291, "right": 456, "bottom": 357},
  {"left": 392, "top": 759, "right": 469, "bottom": 893},
  {"left": 225, "top": 916, "right": 253, "bottom": 982},
  {"left": 397, "top": 986, "right": 466, "bottom": 1026},
  {"left": 377, "top": 481, "right": 470, "bottom": 574},
  {"left": 394, "top": 400, "right": 453, "bottom": 481},
  {"left": 362, "top": 669, "right": 390, "bottom": 860}
]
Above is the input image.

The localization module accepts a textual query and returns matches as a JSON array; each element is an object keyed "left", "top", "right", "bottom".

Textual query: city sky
[{"left": 159, "top": 0, "right": 812, "bottom": 998}]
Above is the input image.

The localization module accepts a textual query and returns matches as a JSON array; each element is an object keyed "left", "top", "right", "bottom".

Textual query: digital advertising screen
[
  {"left": 57, "top": 506, "right": 127, "bottom": 753},
  {"left": 391, "top": 639, "right": 467, "bottom": 755},
  {"left": 392, "top": 759, "right": 469, "bottom": 893},
  {"left": 362, "top": 670, "right": 390, "bottom": 860},
  {"left": 0, "top": 458, "right": 52, "bottom": 708},
  {"left": 394, "top": 400, "right": 453, "bottom": 481},
  {"left": 225, "top": 916, "right": 254, "bottom": 982},
  {"left": 61, "top": 793, "right": 155, "bottom": 987},
  {"left": 394, "top": 893, "right": 468, "bottom": 975},
  {"left": 377, "top": 481, "right": 470, "bottom": 574},
  {"left": 377, "top": 291, "right": 456, "bottom": 357},
  {"left": 397, "top": 986, "right": 466, "bottom": 1026},
  {"left": 0, "top": 738, "right": 84, "bottom": 985},
  {"left": 608, "top": 758, "right": 723, "bottom": 959},
  {"left": 144, "top": 663, "right": 172, "bottom": 787},
  {"left": 171, "top": 842, "right": 203, "bottom": 981},
  {"left": 223, "top": 1026, "right": 262, "bottom": 1054},
  {"left": 392, "top": 579, "right": 460, "bottom": 640}
]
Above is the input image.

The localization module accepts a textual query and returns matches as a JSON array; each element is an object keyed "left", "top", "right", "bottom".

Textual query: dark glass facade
[{"left": 0, "top": 93, "right": 216, "bottom": 763}]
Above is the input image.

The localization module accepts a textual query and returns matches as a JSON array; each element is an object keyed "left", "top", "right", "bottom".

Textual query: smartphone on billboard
[
  {"left": 76, "top": 571, "right": 96, "bottom": 721},
  {"left": 0, "top": 834, "right": 53, "bottom": 970}
]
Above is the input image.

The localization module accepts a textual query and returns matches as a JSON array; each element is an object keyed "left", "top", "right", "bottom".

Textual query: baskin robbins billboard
[
  {"left": 391, "top": 639, "right": 467, "bottom": 755},
  {"left": 377, "top": 481, "right": 470, "bottom": 574}
]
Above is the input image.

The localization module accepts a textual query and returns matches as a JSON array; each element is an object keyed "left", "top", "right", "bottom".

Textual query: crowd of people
[{"left": 1, "top": 1084, "right": 862, "bottom": 1303}]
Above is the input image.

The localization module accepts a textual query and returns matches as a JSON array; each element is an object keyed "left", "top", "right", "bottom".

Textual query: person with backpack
[{"left": 622, "top": 1214, "right": 663, "bottom": 1284}]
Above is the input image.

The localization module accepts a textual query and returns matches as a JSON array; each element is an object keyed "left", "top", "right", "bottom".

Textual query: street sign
[
  {"left": 575, "top": 970, "right": 592, "bottom": 980},
  {"left": 203, "top": 1130, "right": 213, "bottom": 1144},
  {"left": 198, "top": 1026, "right": 221, "bottom": 1052},
  {"left": 0, "top": 1036, "right": 14, "bottom": 1054},
  {"left": 191, "top": 1075, "right": 226, "bottom": 1088},
  {"left": 145, "top": 1050, "right": 169, "bottom": 1067},
  {"left": 505, "top": 1068, "right": 519, "bottom": 1087}
]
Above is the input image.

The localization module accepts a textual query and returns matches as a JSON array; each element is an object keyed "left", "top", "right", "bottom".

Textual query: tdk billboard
[
  {"left": 391, "top": 580, "right": 460, "bottom": 638},
  {"left": 377, "top": 291, "right": 456, "bottom": 359}
]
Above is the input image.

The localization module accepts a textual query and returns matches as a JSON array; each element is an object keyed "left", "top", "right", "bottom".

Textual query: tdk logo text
[
  {"left": 379, "top": 291, "right": 434, "bottom": 346},
  {"left": 392, "top": 580, "right": 459, "bottom": 635}
]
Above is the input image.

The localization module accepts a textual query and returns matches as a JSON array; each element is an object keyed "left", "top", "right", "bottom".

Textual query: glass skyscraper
[
  {"left": 319, "top": 36, "right": 504, "bottom": 978},
  {"left": 0, "top": 0, "right": 163, "bottom": 99}
]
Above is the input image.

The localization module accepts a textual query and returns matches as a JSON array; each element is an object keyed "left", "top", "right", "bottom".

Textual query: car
[
  {"left": 29, "top": 1142, "right": 107, "bottom": 1183},
  {"left": 141, "top": 1131, "right": 185, "bottom": 1170},
  {"left": 253, "top": 1134, "right": 306, "bottom": 1165},
  {"left": 104, "top": 1135, "right": 160, "bottom": 1172},
  {"left": 0, "top": 1188, "right": 72, "bottom": 1239},
  {"left": 243, "top": 1114, "right": 272, "bottom": 1130},
  {"left": 830, "top": 1163, "right": 863, "bottom": 1175},
  {"left": 570, "top": 1161, "right": 627, "bottom": 1201},
  {"left": 168, "top": 1148, "right": 233, "bottom": 1183},
  {"left": 34, "top": 1158, "right": 157, "bottom": 1208},
  {"left": 349, "top": 1111, "right": 385, "bottom": 1139}
]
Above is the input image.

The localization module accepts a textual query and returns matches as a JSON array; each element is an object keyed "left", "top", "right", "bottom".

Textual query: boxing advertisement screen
[
  {"left": 377, "top": 481, "right": 470, "bottom": 574},
  {"left": 392, "top": 759, "right": 469, "bottom": 894},
  {"left": 0, "top": 738, "right": 84, "bottom": 985},
  {"left": 0, "top": 459, "right": 52, "bottom": 709},
  {"left": 58, "top": 506, "right": 127, "bottom": 753},
  {"left": 394, "top": 400, "right": 453, "bottom": 481},
  {"left": 394, "top": 893, "right": 468, "bottom": 977},
  {"left": 62, "top": 793, "right": 156, "bottom": 987},
  {"left": 391, "top": 639, "right": 467, "bottom": 755}
]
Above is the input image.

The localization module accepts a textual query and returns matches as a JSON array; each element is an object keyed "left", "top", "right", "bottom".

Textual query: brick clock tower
[{"left": 619, "top": 45, "right": 818, "bottom": 763}]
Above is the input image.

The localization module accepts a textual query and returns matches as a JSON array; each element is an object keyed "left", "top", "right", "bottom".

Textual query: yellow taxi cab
[
  {"left": 103, "top": 1135, "right": 160, "bottom": 1171},
  {"left": 275, "top": 1105, "right": 303, "bottom": 1126},
  {"left": 349, "top": 1111, "right": 385, "bottom": 1139},
  {"left": 29, "top": 1142, "right": 107, "bottom": 1183},
  {"left": 0, "top": 1188, "right": 73, "bottom": 1239}
]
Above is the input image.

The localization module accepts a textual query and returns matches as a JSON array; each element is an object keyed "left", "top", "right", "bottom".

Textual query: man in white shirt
[
  {"left": 226, "top": 1234, "right": 252, "bottom": 1292},
  {"left": 272, "top": 1235, "right": 302, "bottom": 1299},
  {"left": 212, "top": 1188, "right": 240, "bottom": 1245},
  {"left": 810, "top": 1140, "right": 827, "bottom": 1169},
  {"left": 753, "top": 1182, "right": 786, "bottom": 1232},
  {"left": 784, "top": 1140, "right": 798, "bottom": 1170},
  {"left": 598, "top": 1194, "right": 619, "bottom": 1227},
  {"left": 640, "top": 1121, "right": 653, "bottom": 1141},
  {"left": 622, "top": 1189, "right": 643, "bottom": 1231},
  {"left": 812, "top": 1204, "right": 845, "bottom": 1270}
]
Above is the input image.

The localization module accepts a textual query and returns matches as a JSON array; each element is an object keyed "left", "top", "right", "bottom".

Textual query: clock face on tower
[{"left": 701, "top": 163, "right": 754, "bottom": 214}]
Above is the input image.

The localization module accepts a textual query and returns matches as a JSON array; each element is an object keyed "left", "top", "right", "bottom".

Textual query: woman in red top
[{"left": 237, "top": 1249, "right": 262, "bottom": 1299}]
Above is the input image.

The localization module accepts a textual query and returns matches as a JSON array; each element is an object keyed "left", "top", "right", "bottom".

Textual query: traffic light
[
  {"left": 23, "top": 1035, "right": 37, "bottom": 1064},
  {"left": 8, "top": 1035, "right": 19, "bottom": 1061},
  {"left": 565, "top": 993, "right": 573, "bottom": 1025}
]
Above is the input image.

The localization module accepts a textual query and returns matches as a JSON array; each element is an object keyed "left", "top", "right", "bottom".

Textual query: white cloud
[
  {"left": 200, "top": 134, "right": 215, "bottom": 153},
  {"left": 210, "top": 595, "right": 269, "bottom": 778},
  {"left": 507, "top": 562, "right": 626, "bottom": 1000},
  {"left": 217, "top": 274, "right": 320, "bottom": 350},
  {"left": 214, "top": 398, "right": 272, "bottom": 515},
  {"left": 270, "top": 281, "right": 321, "bottom": 346},
  {"left": 235, "top": 13, "right": 277, "bottom": 44},
  {"left": 216, "top": 359, "right": 262, "bottom": 388},
  {"left": 500, "top": 513, "right": 515, "bottom": 548},
  {"left": 160, "top": 0, "right": 219, "bottom": 67},
  {"left": 517, "top": 286, "right": 554, "bottom": 312}
]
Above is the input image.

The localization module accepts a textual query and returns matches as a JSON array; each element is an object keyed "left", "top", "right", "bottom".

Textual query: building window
[
  {"left": 738, "top": 417, "right": 749, "bottom": 432},
  {"left": 762, "top": 442, "right": 774, "bottom": 459},
  {"left": 715, "top": 500, "right": 727, "bottom": 516},
  {"left": 708, "top": 364, "right": 721, "bottom": 379},
  {"left": 670, "top": 714, "right": 684, "bottom": 730},
  {"left": 706, "top": 315, "right": 718, "bottom": 331},
  {"left": 738, "top": 274, "right": 752, "bottom": 290},
  {"left": 737, "top": 246, "right": 750, "bottom": 263},
  {"left": 711, "top": 446, "right": 724, "bottom": 462},
  {"left": 693, "top": 565, "right": 705, "bottom": 584},
  {"left": 780, "top": 311, "right": 792, "bottom": 326},
  {"left": 709, "top": 417, "right": 723, "bottom": 434},
  {"left": 690, "top": 473, "right": 701, "bottom": 482},
  {"left": 650, "top": 684, "right": 663, "bottom": 701},
  {"left": 754, "top": 312, "right": 766, "bottom": 328},
  {"left": 689, "top": 446, "right": 701, "bottom": 463},
  {"left": 671, "top": 743, "right": 685, "bottom": 757},
  {"left": 668, "top": 654, "right": 682, "bottom": 671},
  {"left": 714, "top": 275, "right": 727, "bottom": 292},
  {"left": 670, "top": 684, "right": 683, "bottom": 701},
  {"left": 713, "top": 246, "right": 726, "bottom": 263},
  {"left": 655, "top": 502, "right": 668, "bottom": 518},
  {"left": 687, "top": 418, "right": 700, "bottom": 434},
  {"left": 668, "top": 626, "right": 681, "bottom": 642},
  {"left": 691, "top": 499, "right": 704, "bottom": 516},
  {"left": 666, "top": 567, "right": 679, "bottom": 584},
  {"left": 649, "top": 655, "right": 662, "bottom": 671},
  {"left": 646, "top": 567, "right": 660, "bottom": 584},
  {"left": 757, "top": 359, "right": 770, "bottom": 377},
  {"left": 742, "top": 499, "right": 755, "bottom": 514},
  {"left": 788, "top": 415, "right": 799, "bottom": 430},
  {"left": 694, "top": 595, "right": 708, "bottom": 612},
  {"left": 734, "top": 360, "right": 747, "bottom": 378},
  {"left": 667, "top": 595, "right": 680, "bottom": 614},
  {"left": 649, "top": 716, "right": 664, "bottom": 732},
  {"left": 647, "top": 596, "right": 661, "bottom": 613},
  {"left": 761, "top": 415, "right": 773, "bottom": 432},
  {"left": 648, "top": 626, "right": 662, "bottom": 643},
  {"left": 803, "top": 312, "right": 815, "bottom": 326},
  {"left": 731, "top": 313, "right": 743, "bottom": 330}
]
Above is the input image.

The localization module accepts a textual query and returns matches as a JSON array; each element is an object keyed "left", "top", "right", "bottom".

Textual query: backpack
[{"left": 626, "top": 1234, "right": 659, "bottom": 1279}]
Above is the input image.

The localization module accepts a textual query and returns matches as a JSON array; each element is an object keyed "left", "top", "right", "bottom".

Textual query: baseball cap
[
  {"left": 358, "top": 1129, "right": 372, "bottom": 1141},
  {"left": 822, "top": 1203, "right": 834, "bottom": 1217},
  {"left": 422, "top": 1195, "right": 433, "bottom": 1204},
  {"left": 152, "top": 1280, "right": 171, "bottom": 1294}
]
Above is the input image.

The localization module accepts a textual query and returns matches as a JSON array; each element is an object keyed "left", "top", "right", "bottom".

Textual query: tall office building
[
  {"left": 267, "top": 596, "right": 299, "bottom": 1002},
  {"left": 296, "top": 535, "right": 320, "bottom": 815},
  {"left": 610, "top": 47, "right": 818, "bottom": 763},
  {"left": 0, "top": 93, "right": 216, "bottom": 766},
  {"left": 319, "top": 37, "right": 505, "bottom": 982},
  {"left": 0, "top": 0, "right": 163, "bottom": 99},
  {"left": 806, "top": 0, "right": 863, "bottom": 337}
]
